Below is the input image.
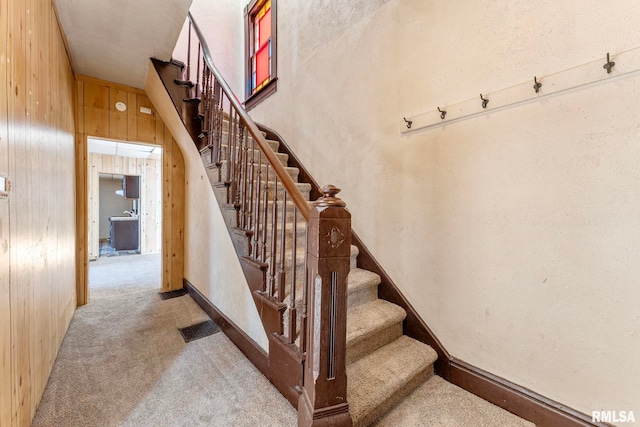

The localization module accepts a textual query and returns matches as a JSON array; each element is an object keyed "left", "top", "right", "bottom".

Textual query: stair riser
[
  {"left": 205, "top": 169, "right": 311, "bottom": 202},
  {"left": 219, "top": 161, "right": 299, "bottom": 183},
  {"left": 207, "top": 131, "right": 279, "bottom": 152},
  {"left": 216, "top": 205, "right": 305, "bottom": 234},
  {"left": 355, "top": 368, "right": 434, "bottom": 427},
  {"left": 221, "top": 145, "right": 289, "bottom": 166},
  {"left": 347, "top": 283, "right": 378, "bottom": 308},
  {"left": 201, "top": 147, "right": 289, "bottom": 167},
  {"left": 239, "top": 185, "right": 311, "bottom": 203},
  {"left": 346, "top": 323, "right": 403, "bottom": 365}
]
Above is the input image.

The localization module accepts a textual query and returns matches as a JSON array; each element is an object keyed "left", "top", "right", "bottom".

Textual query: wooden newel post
[{"left": 298, "top": 185, "right": 353, "bottom": 427}]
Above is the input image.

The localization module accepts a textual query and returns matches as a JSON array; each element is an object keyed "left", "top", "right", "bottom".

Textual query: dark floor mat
[
  {"left": 159, "top": 289, "right": 188, "bottom": 300},
  {"left": 179, "top": 320, "right": 220, "bottom": 343}
]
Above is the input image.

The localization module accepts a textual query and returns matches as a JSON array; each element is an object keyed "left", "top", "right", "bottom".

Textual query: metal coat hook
[
  {"left": 533, "top": 76, "right": 542, "bottom": 93},
  {"left": 403, "top": 117, "right": 412, "bottom": 129},
  {"left": 603, "top": 52, "right": 615, "bottom": 74},
  {"left": 437, "top": 107, "right": 447, "bottom": 120},
  {"left": 480, "top": 94, "right": 489, "bottom": 109}
]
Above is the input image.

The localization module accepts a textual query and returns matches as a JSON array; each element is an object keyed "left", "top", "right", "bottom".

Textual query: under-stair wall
[{"left": 146, "top": 60, "right": 270, "bottom": 352}]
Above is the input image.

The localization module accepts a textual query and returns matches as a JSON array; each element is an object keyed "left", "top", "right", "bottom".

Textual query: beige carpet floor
[
  {"left": 33, "top": 253, "right": 297, "bottom": 427},
  {"left": 33, "top": 253, "right": 535, "bottom": 426}
]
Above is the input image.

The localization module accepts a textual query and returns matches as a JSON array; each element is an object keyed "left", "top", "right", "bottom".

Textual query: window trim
[{"left": 244, "top": 0, "right": 277, "bottom": 110}]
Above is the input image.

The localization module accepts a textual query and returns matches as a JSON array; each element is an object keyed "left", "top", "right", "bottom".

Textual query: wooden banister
[
  {"left": 170, "top": 15, "right": 352, "bottom": 425},
  {"left": 188, "top": 12, "right": 310, "bottom": 221}
]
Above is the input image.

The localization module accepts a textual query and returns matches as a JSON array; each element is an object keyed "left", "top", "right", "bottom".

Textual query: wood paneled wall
[
  {"left": 75, "top": 76, "right": 185, "bottom": 304},
  {"left": 87, "top": 153, "right": 162, "bottom": 260},
  {"left": 1, "top": 0, "right": 77, "bottom": 425}
]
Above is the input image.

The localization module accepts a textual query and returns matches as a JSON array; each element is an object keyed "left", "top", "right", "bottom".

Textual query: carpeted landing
[{"left": 34, "top": 253, "right": 535, "bottom": 426}]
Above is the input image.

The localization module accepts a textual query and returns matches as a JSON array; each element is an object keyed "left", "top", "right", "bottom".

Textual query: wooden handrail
[{"left": 188, "top": 12, "right": 310, "bottom": 221}]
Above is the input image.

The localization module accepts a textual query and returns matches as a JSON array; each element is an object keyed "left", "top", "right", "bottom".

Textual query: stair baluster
[
  {"left": 253, "top": 150, "right": 262, "bottom": 262},
  {"left": 227, "top": 110, "right": 237, "bottom": 204},
  {"left": 277, "top": 191, "right": 287, "bottom": 303},
  {"left": 262, "top": 166, "right": 270, "bottom": 265},
  {"left": 268, "top": 174, "right": 278, "bottom": 297}
]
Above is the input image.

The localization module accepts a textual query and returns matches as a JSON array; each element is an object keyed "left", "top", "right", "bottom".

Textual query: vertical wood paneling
[
  {"left": 75, "top": 132, "right": 88, "bottom": 305},
  {"left": 127, "top": 91, "right": 137, "bottom": 140},
  {"left": 137, "top": 95, "right": 156, "bottom": 143},
  {"left": 142, "top": 158, "right": 158, "bottom": 252},
  {"left": 0, "top": 0, "right": 11, "bottom": 423},
  {"left": 9, "top": 0, "right": 33, "bottom": 422},
  {"left": 109, "top": 88, "right": 128, "bottom": 140},
  {"left": 162, "top": 129, "right": 173, "bottom": 291},
  {"left": 75, "top": 81, "right": 84, "bottom": 134},
  {"left": 2, "top": 0, "right": 77, "bottom": 425},
  {"left": 76, "top": 76, "right": 185, "bottom": 294},
  {"left": 83, "top": 82, "right": 109, "bottom": 137},
  {"left": 170, "top": 134, "right": 185, "bottom": 290}
]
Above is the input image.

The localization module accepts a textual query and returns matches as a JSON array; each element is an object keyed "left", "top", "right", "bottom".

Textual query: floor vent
[
  {"left": 179, "top": 320, "right": 220, "bottom": 343},
  {"left": 159, "top": 289, "right": 188, "bottom": 300}
]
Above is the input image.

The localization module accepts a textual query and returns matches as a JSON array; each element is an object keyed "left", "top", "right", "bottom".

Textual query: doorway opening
[{"left": 87, "top": 137, "right": 163, "bottom": 300}]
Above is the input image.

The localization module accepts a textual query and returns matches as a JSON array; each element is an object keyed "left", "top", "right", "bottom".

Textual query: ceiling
[
  {"left": 55, "top": 0, "right": 193, "bottom": 89},
  {"left": 88, "top": 138, "right": 162, "bottom": 159}
]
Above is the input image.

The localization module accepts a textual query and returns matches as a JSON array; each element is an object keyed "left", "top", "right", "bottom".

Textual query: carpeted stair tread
[
  {"left": 347, "top": 336, "right": 438, "bottom": 427},
  {"left": 347, "top": 300, "right": 405, "bottom": 346},
  {"left": 371, "top": 375, "right": 536, "bottom": 427},
  {"left": 347, "top": 268, "right": 381, "bottom": 308}
]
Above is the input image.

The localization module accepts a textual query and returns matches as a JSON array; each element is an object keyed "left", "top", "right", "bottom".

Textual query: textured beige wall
[{"left": 246, "top": 0, "right": 640, "bottom": 417}]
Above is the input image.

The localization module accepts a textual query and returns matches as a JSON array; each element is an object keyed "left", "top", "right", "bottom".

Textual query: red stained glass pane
[
  {"left": 259, "top": 9, "right": 271, "bottom": 47},
  {"left": 256, "top": 44, "right": 269, "bottom": 86}
]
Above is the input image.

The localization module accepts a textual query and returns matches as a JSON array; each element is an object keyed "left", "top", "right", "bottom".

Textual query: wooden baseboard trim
[
  {"left": 183, "top": 278, "right": 269, "bottom": 377},
  {"left": 449, "top": 359, "right": 598, "bottom": 427}
]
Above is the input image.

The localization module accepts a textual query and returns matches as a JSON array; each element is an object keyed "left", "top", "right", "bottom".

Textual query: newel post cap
[{"left": 313, "top": 184, "right": 347, "bottom": 208}]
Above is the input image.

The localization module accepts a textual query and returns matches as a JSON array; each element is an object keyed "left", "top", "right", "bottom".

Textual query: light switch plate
[{"left": 0, "top": 175, "right": 10, "bottom": 199}]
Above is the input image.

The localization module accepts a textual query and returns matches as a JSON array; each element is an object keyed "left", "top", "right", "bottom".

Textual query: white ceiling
[
  {"left": 55, "top": 0, "right": 193, "bottom": 89},
  {"left": 88, "top": 138, "right": 162, "bottom": 159}
]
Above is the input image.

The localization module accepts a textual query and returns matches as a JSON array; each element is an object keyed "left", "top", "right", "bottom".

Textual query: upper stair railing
[{"left": 175, "top": 13, "right": 353, "bottom": 426}]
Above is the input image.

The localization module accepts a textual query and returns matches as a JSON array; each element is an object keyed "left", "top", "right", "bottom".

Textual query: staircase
[{"left": 153, "top": 14, "right": 440, "bottom": 427}]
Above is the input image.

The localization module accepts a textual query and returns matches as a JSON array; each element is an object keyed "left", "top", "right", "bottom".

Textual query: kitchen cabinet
[
  {"left": 122, "top": 175, "right": 140, "bottom": 199},
  {"left": 109, "top": 217, "right": 139, "bottom": 250}
]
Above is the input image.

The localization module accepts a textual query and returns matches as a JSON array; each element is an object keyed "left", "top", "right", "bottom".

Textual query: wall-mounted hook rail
[
  {"left": 533, "top": 76, "right": 542, "bottom": 93},
  {"left": 437, "top": 107, "right": 447, "bottom": 120},
  {"left": 603, "top": 52, "right": 615, "bottom": 74},
  {"left": 401, "top": 48, "right": 640, "bottom": 135},
  {"left": 480, "top": 94, "right": 489, "bottom": 109}
]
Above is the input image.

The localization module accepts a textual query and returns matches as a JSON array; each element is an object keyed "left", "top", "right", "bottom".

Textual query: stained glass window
[{"left": 249, "top": 0, "right": 272, "bottom": 95}]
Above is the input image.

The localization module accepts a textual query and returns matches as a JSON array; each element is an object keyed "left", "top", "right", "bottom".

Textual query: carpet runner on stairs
[{"left": 199, "top": 126, "right": 441, "bottom": 427}]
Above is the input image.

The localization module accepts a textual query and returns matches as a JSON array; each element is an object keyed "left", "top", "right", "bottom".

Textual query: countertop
[{"left": 109, "top": 216, "right": 139, "bottom": 221}]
